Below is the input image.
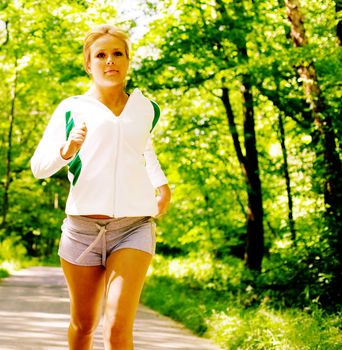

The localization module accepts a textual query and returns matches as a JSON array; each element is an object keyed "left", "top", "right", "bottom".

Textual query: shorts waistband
[{"left": 67, "top": 215, "right": 151, "bottom": 232}]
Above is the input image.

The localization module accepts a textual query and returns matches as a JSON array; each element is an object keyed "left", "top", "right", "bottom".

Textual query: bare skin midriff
[{"left": 82, "top": 214, "right": 113, "bottom": 219}]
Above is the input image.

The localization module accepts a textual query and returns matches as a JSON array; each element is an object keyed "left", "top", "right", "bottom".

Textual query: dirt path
[{"left": 0, "top": 266, "right": 221, "bottom": 350}]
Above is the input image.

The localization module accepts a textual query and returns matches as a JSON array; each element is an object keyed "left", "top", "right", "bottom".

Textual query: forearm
[
  {"left": 31, "top": 100, "right": 70, "bottom": 179},
  {"left": 155, "top": 183, "right": 171, "bottom": 217},
  {"left": 157, "top": 184, "right": 171, "bottom": 200},
  {"left": 60, "top": 141, "right": 77, "bottom": 160},
  {"left": 31, "top": 143, "right": 70, "bottom": 179}
]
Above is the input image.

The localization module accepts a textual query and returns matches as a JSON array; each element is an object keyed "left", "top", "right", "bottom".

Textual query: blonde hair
[{"left": 83, "top": 24, "right": 131, "bottom": 74}]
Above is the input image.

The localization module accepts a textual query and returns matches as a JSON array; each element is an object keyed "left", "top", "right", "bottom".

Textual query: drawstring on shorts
[{"left": 76, "top": 224, "right": 108, "bottom": 266}]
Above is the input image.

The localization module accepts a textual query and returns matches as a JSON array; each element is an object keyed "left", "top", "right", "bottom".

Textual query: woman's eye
[
  {"left": 114, "top": 51, "right": 123, "bottom": 56},
  {"left": 96, "top": 53, "right": 106, "bottom": 58}
]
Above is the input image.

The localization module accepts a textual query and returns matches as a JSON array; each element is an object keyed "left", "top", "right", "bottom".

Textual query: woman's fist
[
  {"left": 60, "top": 122, "right": 87, "bottom": 160},
  {"left": 155, "top": 184, "right": 171, "bottom": 218}
]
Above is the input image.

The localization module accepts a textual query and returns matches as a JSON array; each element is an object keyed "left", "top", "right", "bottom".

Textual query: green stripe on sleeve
[
  {"left": 65, "top": 111, "right": 82, "bottom": 186},
  {"left": 150, "top": 100, "right": 160, "bottom": 132},
  {"left": 65, "top": 111, "right": 74, "bottom": 139},
  {"left": 68, "top": 152, "right": 82, "bottom": 186}
]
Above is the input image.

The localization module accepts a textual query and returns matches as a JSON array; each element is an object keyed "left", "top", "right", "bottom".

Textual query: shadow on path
[{"left": 0, "top": 267, "right": 221, "bottom": 350}]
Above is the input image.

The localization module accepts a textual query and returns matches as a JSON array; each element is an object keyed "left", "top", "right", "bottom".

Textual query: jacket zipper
[{"left": 113, "top": 121, "right": 121, "bottom": 217}]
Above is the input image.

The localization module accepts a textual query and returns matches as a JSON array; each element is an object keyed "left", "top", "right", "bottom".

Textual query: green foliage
[
  {"left": 0, "top": 236, "right": 26, "bottom": 261},
  {"left": 0, "top": 236, "right": 28, "bottom": 272},
  {"left": 149, "top": 86, "right": 247, "bottom": 257},
  {"left": 258, "top": 231, "right": 340, "bottom": 308},
  {"left": 142, "top": 254, "right": 342, "bottom": 349},
  {"left": 0, "top": 268, "right": 9, "bottom": 278},
  {"left": 133, "top": 0, "right": 341, "bottom": 305},
  {"left": 206, "top": 305, "right": 342, "bottom": 350}
]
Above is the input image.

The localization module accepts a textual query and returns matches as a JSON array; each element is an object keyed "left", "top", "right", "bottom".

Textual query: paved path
[{"left": 0, "top": 267, "right": 221, "bottom": 350}]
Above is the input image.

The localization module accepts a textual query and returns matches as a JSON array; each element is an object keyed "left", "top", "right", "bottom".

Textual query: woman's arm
[
  {"left": 30, "top": 102, "right": 70, "bottom": 179},
  {"left": 156, "top": 183, "right": 171, "bottom": 217},
  {"left": 144, "top": 136, "right": 171, "bottom": 217}
]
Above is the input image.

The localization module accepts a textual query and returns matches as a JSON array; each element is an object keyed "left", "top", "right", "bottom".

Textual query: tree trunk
[
  {"left": 241, "top": 74, "right": 264, "bottom": 271},
  {"left": 285, "top": 0, "right": 342, "bottom": 270},
  {"left": 221, "top": 84, "right": 264, "bottom": 271},
  {"left": 1, "top": 59, "right": 18, "bottom": 228},
  {"left": 278, "top": 113, "right": 296, "bottom": 241},
  {"left": 216, "top": 0, "right": 264, "bottom": 272}
]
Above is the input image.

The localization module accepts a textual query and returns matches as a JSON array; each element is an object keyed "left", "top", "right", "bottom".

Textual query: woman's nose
[{"left": 106, "top": 54, "right": 116, "bottom": 64}]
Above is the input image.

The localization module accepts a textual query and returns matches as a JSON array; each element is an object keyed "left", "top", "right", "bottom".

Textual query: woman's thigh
[
  {"left": 61, "top": 258, "right": 105, "bottom": 330},
  {"left": 104, "top": 248, "right": 152, "bottom": 330}
]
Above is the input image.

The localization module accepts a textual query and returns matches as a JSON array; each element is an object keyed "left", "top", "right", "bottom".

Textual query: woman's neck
[
  {"left": 89, "top": 84, "right": 125, "bottom": 104},
  {"left": 88, "top": 84, "right": 128, "bottom": 116}
]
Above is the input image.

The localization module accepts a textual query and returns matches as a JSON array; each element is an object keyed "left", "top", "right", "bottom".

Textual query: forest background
[{"left": 0, "top": 0, "right": 341, "bottom": 349}]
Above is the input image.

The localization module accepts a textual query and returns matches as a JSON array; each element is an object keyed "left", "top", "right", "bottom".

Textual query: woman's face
[{"left": 88, "top": 34, "right": 129, "bottom": 89}]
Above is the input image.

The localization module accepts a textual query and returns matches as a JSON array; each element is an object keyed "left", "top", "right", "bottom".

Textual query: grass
[
  {"left": 206, "top": 306, "right": 342, "bottom": 349},
  {"left": 0, "top": 236, "right": 57, "bottom": 279},
  {"left": 0, "top": 267, "right": 9, "bottom": 279},
  {"left": 141, "top": 254, "right": 342, "bottom": 350},
  {"left": 0, "top": 237, "right": 28, "bottom": 277}
]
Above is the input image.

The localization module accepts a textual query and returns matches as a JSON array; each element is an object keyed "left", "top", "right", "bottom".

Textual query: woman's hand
[
  {"left": 155, "top": 184, "right": 171, "bottom": 218},
  {"left": 60, "top": 122, "right": 87, "bottom": 160}
]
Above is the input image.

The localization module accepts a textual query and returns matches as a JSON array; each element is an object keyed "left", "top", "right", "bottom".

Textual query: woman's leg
[
  {"left": 61, "top": 258, "right": 106, "bottom": 350},
  {"left": 103, "top": 248, "right": 152, "bottom": 350}
]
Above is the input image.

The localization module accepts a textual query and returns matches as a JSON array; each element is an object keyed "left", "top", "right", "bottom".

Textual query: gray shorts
[{"left": 58, "top": 215, "right": 156, "bottom": 266}]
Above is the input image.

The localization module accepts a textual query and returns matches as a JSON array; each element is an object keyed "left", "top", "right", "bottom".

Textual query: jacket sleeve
[
  {"left": 30, "top": 101, "right": 71, "bottom": 179},
  {"left": 144, "top": 135, "right": 168, "bottom": 188}
]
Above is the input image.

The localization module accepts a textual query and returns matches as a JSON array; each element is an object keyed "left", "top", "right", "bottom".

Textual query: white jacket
[{"left": 31, "top": 88, "right": 168, "bottom": 217}]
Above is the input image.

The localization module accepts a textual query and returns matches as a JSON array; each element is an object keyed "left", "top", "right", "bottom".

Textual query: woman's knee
[
  {"left": 103, "top": 317, "right": 133, "bottom": 347},
  {"left": 70, "top": 315, "right": 100, "bottom": 336}
]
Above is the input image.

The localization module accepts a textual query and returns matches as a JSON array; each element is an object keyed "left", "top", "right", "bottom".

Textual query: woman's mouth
[{"left": 105, "top": 69, "right": 119, "bottom": 75}]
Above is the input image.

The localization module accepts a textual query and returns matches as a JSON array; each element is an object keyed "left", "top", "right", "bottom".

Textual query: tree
[
  {"left": 132, "top": 0, "right": 265, "bottom": 270},
  {"left": 285, "top": 0, "right": 342, "bottom": 282}
]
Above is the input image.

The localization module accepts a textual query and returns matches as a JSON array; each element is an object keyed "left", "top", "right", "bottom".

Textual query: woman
[{"left": 31, "top": 24, "right": 171, "bottom": 350}]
